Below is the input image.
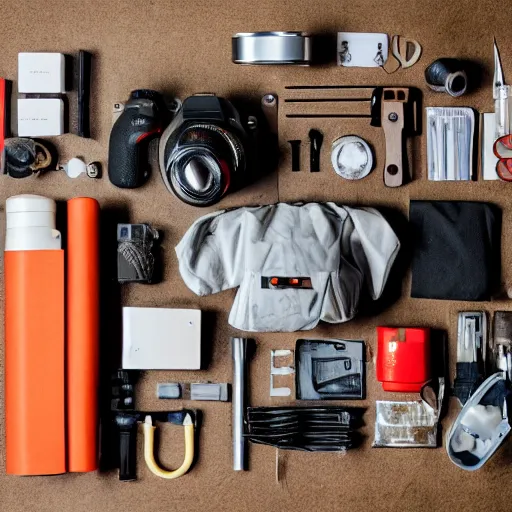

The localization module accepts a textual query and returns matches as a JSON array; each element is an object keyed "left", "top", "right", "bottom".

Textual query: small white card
[
  {"left": 337, "top": 32, "right": 388, "bottom": 68},
  {"left": 18, "top": 52, "right": 66, "bottom": 93},
  {"left": 122, "top": 307, "right": 201, "bottom": 370},
  {"left": 17, "top": 98, "right": 64, "bottom": 137}
]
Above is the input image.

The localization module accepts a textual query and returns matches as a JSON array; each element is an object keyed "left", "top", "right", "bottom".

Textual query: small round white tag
[{"left": 64, "top": 157, "right": 87, "bottom": 178}]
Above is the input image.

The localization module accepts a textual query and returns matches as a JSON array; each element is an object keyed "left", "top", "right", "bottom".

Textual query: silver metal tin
[{"left": 232, "top": 32, "right": 312, "bottom": 65}]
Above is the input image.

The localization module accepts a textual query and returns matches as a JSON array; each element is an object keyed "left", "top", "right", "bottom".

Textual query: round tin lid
[{"left": 331, "top": 135, "right": 373, "bottom": 180}]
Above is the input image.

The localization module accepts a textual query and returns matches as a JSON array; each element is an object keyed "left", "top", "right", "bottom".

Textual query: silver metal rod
[{"left": 232, "top": 337, "right": 248, "bottom": 471}]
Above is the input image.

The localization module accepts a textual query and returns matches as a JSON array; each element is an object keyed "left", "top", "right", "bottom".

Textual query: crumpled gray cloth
[{"left": 176, "top": 202, "right": 400, "bottom": 332}]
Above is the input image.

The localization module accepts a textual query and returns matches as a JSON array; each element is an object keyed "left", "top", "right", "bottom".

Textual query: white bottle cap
[
  {"left": 5, "top": 195, "right": 61, "bottom": 251},
  {"left": 6, "top": 194, "right": 57, "bottom": 229}
]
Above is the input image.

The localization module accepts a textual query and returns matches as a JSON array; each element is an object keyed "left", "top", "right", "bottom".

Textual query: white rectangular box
[
  {"left": 18, "top": 52, "right": 65, "bottom": 93},
  {"left": 482, "top": 113, "right": 500, "bottom": 180},
  {"left": 122, "top": 307, "right": 201, "bottom": 370},
  {"left": 17, "top": 98, "right": 64, "bottom": 137}
]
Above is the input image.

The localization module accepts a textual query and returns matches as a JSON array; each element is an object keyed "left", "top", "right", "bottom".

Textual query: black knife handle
[
  {"left": 118, "top": 419, "right": 138, "bottom": 481},
  {"left": 78, "top": 50, "right": 92, "bottom": 138},
  {"left": 309, "top": 129, "right": 323, "bottom": 172}
]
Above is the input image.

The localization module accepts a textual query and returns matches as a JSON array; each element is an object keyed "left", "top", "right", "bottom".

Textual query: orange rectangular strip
[
  {"left": 67, "top": 198, "right": 100, "bottom": 472},
  {"left": 5, "top": 250, "right": 66, "bottom": 475}
]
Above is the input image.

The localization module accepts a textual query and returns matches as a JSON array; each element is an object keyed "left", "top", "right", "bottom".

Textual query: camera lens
[
  {"left": 163, "top": 123, "right": 245, "bottom": 206},
  {"left": 171, "top": 147, "right": 226, "bottom": 205},
  {"left": 183, "top": 157, "right": 215, "bottom": 192},
  {"left": 159, "top": 95, "right": 252, "bottom": 206}
]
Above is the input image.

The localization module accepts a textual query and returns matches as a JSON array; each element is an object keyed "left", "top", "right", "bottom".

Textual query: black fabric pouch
[{"left": 410, "top": 201, "right": 501, "bottom": 301}]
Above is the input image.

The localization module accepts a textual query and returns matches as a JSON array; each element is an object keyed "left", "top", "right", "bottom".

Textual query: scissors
[
  {"left": 493, "top": 135, "right": 512, "bottom": 181},
  {"left": 491, "top": 39, "right": 512, "bottom": 180}
]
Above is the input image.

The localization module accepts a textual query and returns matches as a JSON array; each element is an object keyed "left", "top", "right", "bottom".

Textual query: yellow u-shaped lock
[{"left": 143, "top": 414, "right": 194, "bottom": 479}]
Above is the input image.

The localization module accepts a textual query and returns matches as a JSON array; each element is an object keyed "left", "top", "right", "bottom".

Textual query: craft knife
[{"left": 494, "top": 38, "right": 512, "bottom": 139}]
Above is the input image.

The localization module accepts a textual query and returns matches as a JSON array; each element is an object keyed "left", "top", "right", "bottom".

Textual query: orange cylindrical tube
[
  {"left": 66, "top": 197, "right": 100, "bottom": 472},
  {"left": 5, "top": 195, "right": 66, "bottom": 475}
]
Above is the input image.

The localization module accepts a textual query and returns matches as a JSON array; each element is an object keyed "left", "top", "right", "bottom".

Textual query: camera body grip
[{"left": 108, "top": 90, "right": 166, "bottom": 188}]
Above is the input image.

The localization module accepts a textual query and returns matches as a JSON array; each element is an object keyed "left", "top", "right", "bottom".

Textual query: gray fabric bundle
[{"left": 176, "top": 202, "right": 400, "bottom": 332}]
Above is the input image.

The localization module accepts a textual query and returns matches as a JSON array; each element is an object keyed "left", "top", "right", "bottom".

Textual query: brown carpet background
[{"left": 2, "top": 1, "right": 512, "bottom": 511}]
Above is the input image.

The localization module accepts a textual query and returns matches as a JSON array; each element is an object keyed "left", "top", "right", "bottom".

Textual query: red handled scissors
[{"left": 493, "top": 135, "right": 512, "bottom": 181}]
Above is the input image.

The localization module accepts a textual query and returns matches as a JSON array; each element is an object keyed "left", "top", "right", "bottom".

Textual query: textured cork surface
[{"left": 1, "top": 1, "right": 512, "bottom": 511}]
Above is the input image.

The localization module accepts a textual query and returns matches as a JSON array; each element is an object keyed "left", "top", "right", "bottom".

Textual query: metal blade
[{"left": 494, "top": 37, "right": 505, "bottom": 98}]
